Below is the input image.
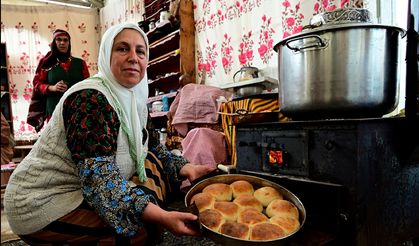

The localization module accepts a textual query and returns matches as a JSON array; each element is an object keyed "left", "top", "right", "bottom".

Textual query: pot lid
[
  {"left": 274, "top": 8, "right": 405, "bottom": 52},
  {"left": 308, "top": 8, "right": 373, "bottom": 27}
]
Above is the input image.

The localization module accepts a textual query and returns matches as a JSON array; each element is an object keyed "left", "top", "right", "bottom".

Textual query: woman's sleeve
[
  {"left": 63, "top": 89, "right": 157, "bottom": 237},
  {"left": 81, "top": 60, "right": 90, "bottom": 79},
  {"left": 33, "top": 69, "right": 50, "bottom": 95},
  {"left": 149, "top": 142, "right": 188, "bottom": 187}
]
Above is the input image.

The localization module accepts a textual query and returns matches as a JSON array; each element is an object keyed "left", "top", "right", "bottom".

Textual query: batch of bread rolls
[{"left": 190, "top": 180, "right": 301, "bottom": 241}]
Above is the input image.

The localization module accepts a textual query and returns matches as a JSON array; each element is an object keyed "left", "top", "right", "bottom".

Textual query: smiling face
[
  {"left": 110, "top": 29, "right": 148, "bottom": 88},
  {"left": 55, "top": 34, "right": 70, "bottom": 53}
]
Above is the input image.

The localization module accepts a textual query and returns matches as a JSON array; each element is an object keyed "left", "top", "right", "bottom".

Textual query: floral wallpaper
[{"left": 193, "top": 0, "right": 365, "bottom": 87}]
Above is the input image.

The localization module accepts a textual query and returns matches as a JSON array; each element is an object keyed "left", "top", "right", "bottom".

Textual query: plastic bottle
[{"left": 162, "top": 95, "right": 169, "bottom": 112}]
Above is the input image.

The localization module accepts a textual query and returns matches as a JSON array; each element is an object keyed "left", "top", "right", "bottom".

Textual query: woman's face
[
  {"left": 110, "top": 29, "right": 148, "bottom": 88},
  {"left": 55, "top": 35, "right": 70, "bottom": 53}
]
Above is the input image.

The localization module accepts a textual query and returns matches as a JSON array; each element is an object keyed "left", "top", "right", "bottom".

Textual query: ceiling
[{"left": 1, "top": 0, "right": 105, "bottom": 9}]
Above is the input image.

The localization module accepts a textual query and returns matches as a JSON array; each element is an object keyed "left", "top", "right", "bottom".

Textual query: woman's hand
[
  {"left": 180, "top": 163, "right": 217, "bottom": 183},
  {"left": 141, "top": 202, "right": 200, "bottom": 237},
  {"left": 48, "top": 80, "right": 68, "bottom": 93},
  {"left": 161, "top": 210, "right": 201, "bottom": 236}
]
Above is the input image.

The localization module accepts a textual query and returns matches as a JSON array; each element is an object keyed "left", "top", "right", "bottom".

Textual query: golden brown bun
[
  {"left": 237, "top": 208, "right": 269, "bottom": 226},
  {"left": 214, "top": 201, "right": 240, "bottom": 222},
  {"left": 199, "top": 209, "right": 225, "bottom": 232},
  {"left": 266, "top": 199, "right": 299, "bottom": 219},
  {"left": 203, "top": 183, "right": 233, "bottom": 201},
  {"left": 190, "top": 192, "right": 216, "bottom": 212},
  {"left": 220, "top": 221, "right": 250, "bottom": 240},
  {"left": 270, "top": 215, "right": 300, "bottom": 234},
  {"left": 250, "top": 222, "right": 286, "bottom": 241},
  {"left": 253, "top": 186, "right": 283, "bottom": 207},
  {"left": 233, "top": 194, "right": 263, "bottom": 212},
  {"left": 230, "top": 180, "right": 254, "bottom": 198}
]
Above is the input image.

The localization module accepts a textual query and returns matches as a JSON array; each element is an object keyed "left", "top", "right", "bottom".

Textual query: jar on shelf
[{"left": 152, "top": 101, "right": 163, "bottom": 112}]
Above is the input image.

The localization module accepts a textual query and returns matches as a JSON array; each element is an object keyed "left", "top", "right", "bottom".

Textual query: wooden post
[{"left": 179, "top": 0, "right": 195, "bottom": 82}]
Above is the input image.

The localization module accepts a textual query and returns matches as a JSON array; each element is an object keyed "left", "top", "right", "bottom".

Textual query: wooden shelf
[
  {"left": 148, "top": 72, "right": 180, "bottom": 97},
  {"left": 149, "top": 30, "right": 180, "bottom": 61},
  {"left": 147, "top": 51, "right": 180, "bottom": 80},
  {"left": 150, "top": 111, "right": 168, "bottom": 118},
  {"left": 147, "top": 91, "right": 177, "bottom": 104}
]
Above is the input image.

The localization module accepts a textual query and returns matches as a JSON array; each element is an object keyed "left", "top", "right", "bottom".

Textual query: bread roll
[
  {"left": 254, "top": 186, "right": 283, "bottom": 207},
  {"left": 203, "top": 183, "right": 233, "bottom": 201},
  {"left": 220, "top": 221, "right": 250, "bottom": 240},
  {"left": 230, "top": 180, "right": 254, "bottom": 198},
  {"left": 214, "top": 201, "right": 239, "bottom": 221},
  {"left": 233, "top": 193, "right": 263, "bottom": 212},
  {"left": 199, "top": 209, "right": 225, "bottom": 232},
  {"left": 266, "top": 199, "right": 299, "bottom": 219},
  {"left": 250, "top": 222, "right": 286, "bottom": 241},
  {"left": 270, "top": 215, "right": 300, "bottom": 234},
  {"left": 190, "top": 192, "right": 216, "bottom": 212},
  {"left": 237, "top": 208, "right": 268, "bottom": 226}
]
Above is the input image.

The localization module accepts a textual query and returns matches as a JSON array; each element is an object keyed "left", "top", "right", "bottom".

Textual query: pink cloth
[
  {"left": 180, "top": 127, "right": 228, "bottom": 191},
  {"left": 168, "top": 84, "right": 231, "bottom": 136},
  {"left": 181, "top": 128, "right": 228, "bottom": 165}
]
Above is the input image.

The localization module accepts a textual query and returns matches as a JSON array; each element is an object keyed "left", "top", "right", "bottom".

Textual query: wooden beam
[{"left": 179, "top": 0, "right": 195, "bottom": 81}]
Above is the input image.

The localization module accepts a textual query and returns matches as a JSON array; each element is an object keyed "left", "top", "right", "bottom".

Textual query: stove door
[{"left": 261, "top": 130, "right": 309, "bottom": 176}]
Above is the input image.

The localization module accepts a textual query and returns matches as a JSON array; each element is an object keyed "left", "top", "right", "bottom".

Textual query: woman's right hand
[
  {"left": 141, "top": 202, "right": 201, "bottom": 237},
  {"left": 162, "top": 210, "right": 201, "bottom": 236},
  {"left": 48, "top": 80, "right": 68, "bottom": 93}
]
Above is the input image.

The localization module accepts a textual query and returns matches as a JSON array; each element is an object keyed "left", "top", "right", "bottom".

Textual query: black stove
[{"left": 235, "top": 117, "right": 419, "bottom": 245}]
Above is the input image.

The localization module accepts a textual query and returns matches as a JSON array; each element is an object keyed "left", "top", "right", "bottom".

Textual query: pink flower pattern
[
  {"left": 23, "top": 80, "right": 32, "bottom": 101},
  {"left": 197, "top": 39, "right": 218, "bottom": 78},
  {"left": 221, "top": 33, "right": 233, "bottom": 73},
  {"left": 258, "top": 15, "right": 275, "bottom": 64},
  {"left": 313, "top": 0, "right": 337, "bottom": 15},
  {"left": 281, "top": 1, "right": 304, "bottom": 38},
  {"left": 195, "top": 0, "right": 262, "bottom": 33},
  {"left": 237, "top": 31, "right": 254, "bottom": 66},
  {"left": 10, "top": 83, "right": 18, "bottom": 103},
  {"left": 48, "top": 22, "right": 57, "bottom": 32}
]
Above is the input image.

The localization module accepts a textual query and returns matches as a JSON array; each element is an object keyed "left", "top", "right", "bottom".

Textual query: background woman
[
  {"left": 27, "top": 29, "right": 90, "bottom": 132},
  {"left": 5, "top": 22, "right": 213, "bottom": 245}
]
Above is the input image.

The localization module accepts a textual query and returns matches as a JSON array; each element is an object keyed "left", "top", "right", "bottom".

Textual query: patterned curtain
[
  {"left": 193, "top": 0, "right": 371, "bottom": 87},
  {"left": 0, "top": 4, "right": 100, "bottom": 141},
  {"left": 99, "top": 0, "right": 145, "bottom": 35}
]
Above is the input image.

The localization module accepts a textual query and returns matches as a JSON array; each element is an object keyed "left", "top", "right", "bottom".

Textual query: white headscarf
[{"left": 94, "top": 22, "right": 149, "bottom": 182}]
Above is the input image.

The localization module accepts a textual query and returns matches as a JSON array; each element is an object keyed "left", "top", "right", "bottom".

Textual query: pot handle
[
  {"left": 233, "top": 69, "right": 241, "bottom": 83},
  {"left": 285, "top": 34, "right": 327, "bottom": 52}
]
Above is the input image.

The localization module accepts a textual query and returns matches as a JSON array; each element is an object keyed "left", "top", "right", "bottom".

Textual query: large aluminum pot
[
  {"left": 185, "top": 174, "right": 306, "bottom": 246},
  {"left": 274, "top": 21, "right": 405, "bottom": 119}
]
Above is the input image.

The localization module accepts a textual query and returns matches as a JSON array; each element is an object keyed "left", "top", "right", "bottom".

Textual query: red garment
[
  {"left": 27, "top": 57, "right": 90, "bottom": 132},
  {"left": 33, "top": 58, "right": 90, "bottom": 95}
]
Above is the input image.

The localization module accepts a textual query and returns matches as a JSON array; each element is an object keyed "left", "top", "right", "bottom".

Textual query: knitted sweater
[{"left": 4, "top": 79, "right": 134, "bottom": 235}]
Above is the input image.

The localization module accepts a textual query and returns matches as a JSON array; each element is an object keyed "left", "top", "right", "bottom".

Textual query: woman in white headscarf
[{"left": 5, "top": 22, "right": 214, "bottom": 245}]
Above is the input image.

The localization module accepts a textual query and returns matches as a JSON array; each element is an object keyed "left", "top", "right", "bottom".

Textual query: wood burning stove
[
  {"left": 232, "top": 2, "right": 419, "bottom": 244},
  {"left": 235, "top": 117, "right": 419, "bottom": 245}
]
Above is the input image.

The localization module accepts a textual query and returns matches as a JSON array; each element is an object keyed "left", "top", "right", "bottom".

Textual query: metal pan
[{"left": 185, "top": 174, "right": 306, "bottom": 245}]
